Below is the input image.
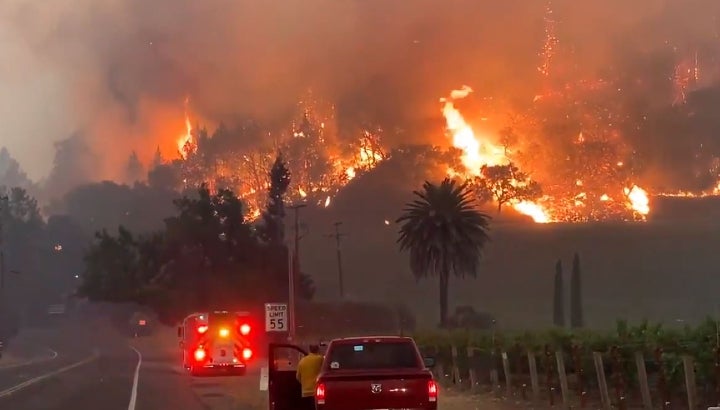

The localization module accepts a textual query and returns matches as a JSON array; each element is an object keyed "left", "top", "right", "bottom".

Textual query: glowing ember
[{"left": 324, "top": 196, "right": 331, "bottom": 207}]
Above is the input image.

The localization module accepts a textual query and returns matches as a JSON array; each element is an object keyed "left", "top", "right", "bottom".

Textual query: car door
[{"left": 268, "top": 343, "right": 307, "bottom": 410}]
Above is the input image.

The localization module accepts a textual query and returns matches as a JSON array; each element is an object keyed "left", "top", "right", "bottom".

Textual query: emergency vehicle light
[
  {"left": 219, "top": 327, "right": 230, "bottom": 338},
  {"left": 242, "top": 348, "right": 253, "bottom": 360},
  {"left": 194, "top": 348, "right": 206, "bottom": 361},
  {"left": 239, "top": 323, "right": 251, "bottom": 336},
  {"left": 197, "top": 325, "right": 208, "bottom": 334}
]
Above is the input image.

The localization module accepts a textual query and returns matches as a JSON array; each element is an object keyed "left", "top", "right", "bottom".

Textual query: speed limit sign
[{"left": 265, "top": 303, "right": 288, "bottom": 332}]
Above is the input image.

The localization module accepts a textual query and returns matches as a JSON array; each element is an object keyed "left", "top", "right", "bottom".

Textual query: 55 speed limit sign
[{"left": 265, "top": 303, "right": 288, "bottom": 332}]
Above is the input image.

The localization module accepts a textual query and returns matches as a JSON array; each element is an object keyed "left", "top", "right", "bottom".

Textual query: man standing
[{"left": 296, "top": 344, "right": 323, "bottom": 409}]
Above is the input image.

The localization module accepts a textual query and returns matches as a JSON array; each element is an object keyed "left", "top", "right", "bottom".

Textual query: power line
[{"left": 326, "top": 222, "right": 347, "bottom": 299}]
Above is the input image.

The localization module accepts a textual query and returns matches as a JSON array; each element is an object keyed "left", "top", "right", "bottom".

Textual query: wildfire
[
  {"left": 439, "top": 86, "right": 652, "bottom": 223},
  {"left": 624, "top": 185, "right": 650, "bottom": 217},
  {"left": 173, "top": 99, "right": 387, "bottom": 219},
  {"left": 177, "top": 98, "right": 195, "bottom": 159},
  {"left": 440, "top": 87, "right": 552, "bottom": 223}
]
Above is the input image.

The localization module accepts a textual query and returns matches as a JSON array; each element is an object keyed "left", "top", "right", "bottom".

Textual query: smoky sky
[{"left": 0, "top": 0, "right": 719, "bottom": 181}]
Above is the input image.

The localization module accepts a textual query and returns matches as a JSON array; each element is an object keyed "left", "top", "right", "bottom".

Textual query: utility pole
[
  {"left": 287, "top": 204, "right": 306, "bottom": 342},
  {"left": 0, "top": 195, "right": 6, "bottom": 293},
  {"left": 326, "top": 222, "right": 346, "bottom": 299}
]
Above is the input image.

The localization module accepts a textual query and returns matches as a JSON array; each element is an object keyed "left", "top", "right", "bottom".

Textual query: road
[
  {"left": 0, "top": 318, "right": 504, "bottom": 409},
  {"left": 0, "top": 318, "right": 265, "bottom": 410}
]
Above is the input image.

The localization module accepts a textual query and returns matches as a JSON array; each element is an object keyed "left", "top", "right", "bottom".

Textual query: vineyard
[{"left": 414, "top": 319, "right": 720, "bottom": 409}]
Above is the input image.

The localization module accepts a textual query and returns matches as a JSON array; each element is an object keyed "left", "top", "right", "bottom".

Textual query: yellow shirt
[{"left": 296, "top": 353, "right": 324, "bottom": 397}]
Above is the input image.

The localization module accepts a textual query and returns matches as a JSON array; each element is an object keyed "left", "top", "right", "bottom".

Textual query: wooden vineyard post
[
  {"left": 682, "top": 355, "right": 697, "bottom": 409},
  {"left": 593, "top": 352, "right": 612, "bottom": 410},
  {"left": 715, "top": 346, "right": 720, "bottom": 407},
  {"left": 555, "top": 350, "right": 571, "bottom": 409},
  {"left": 572, "top": 344, "right": 587, "bottom": 408},
  {"left": 515, "top": 344, "right": 527, "bottom": 401},
  {"left": 528, "top": 351, "right": 541, "bottom": 405},
  {"left": 545, "top": 344, "right": 556, "bottom": 406},
  {"left": 634, "top": 351, "right": 653, "bottom": 410},
  {"left": 434, "top": 345, "right": 448, "bottom": 384},
  {"left": 450, "top": 345, "right": 461, "bottom": 385},
  {"left": 501, "top": 351, "right": 512, "bottom": 397},
  {"left": 467, "top": 347, "right": 478, "bottom": 394},
  {"left": 490, "top": 347, "right": 500, "bottom": 397},
  {"left": 654, "top": 347, "right": 671, "bottom": 409},
  {"left": 610, "top": 346, "right": 627, "bottom": 410}
]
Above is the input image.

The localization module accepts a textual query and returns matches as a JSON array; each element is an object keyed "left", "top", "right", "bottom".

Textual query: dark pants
[{"left": 300, "top": 396, "right": 315, "bottom": 410}]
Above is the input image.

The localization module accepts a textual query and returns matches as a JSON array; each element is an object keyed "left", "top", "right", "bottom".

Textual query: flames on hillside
[
  {"left": 158, "top": 25, "right": 720, "bottom": 224},
  {"left": 172, "top": 98, "right": 388, "bottom": 219},
  {"left": 165, "top": 89, "right": 655, "bottom": 224}
]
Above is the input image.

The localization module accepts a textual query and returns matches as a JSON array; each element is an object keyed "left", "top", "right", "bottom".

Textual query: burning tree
[{"left": 473, "top": 163, "right": 542, "bottom": 214}]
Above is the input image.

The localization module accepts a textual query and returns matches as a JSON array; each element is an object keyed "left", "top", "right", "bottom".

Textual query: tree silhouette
[
  {"left": 44, "top": 134, "right": 98, "bottom": 200},
  {"left": 474, "top": 162, "right": 542, "bottom": 213},
  {"left": 0, "top": 148, "right": 32, "bottom": 190},
  {"left": 553, "top": 259, "right": 565, "bottom": 327},
  {"left": 125, "top": 151, "right": 145, "bottom": 184},
  {"left": 259, "top": 154, "right": 291, "bottom": 246},
  {"left": 570, "top": 252, "right": 584, "bottom": 328},
  {"left": 396, "top": 178, "right": 491, "bottom": 327},
  {"left": 151, "top": 146, "right": 164, "bottom": 169}
]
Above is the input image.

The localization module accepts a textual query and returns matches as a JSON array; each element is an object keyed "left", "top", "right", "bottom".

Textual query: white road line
[
  {"left": 0, "top": 352, "right": 98, "bottom": 398},
  {"left": 127, "top": 346, "right": 142, "bottom": 410},
  {"left": 0, "top": 347, "right": 58, "bottom": 370}
]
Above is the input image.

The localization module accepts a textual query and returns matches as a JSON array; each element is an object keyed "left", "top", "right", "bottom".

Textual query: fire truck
[{"left": 177, "top": 311, "right": 254, "bottom": 376}]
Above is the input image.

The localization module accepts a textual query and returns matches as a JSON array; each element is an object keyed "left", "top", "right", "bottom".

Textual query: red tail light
[
  {"left": 315, "top": 382, "right": 326, "bottom": 404},
  {"left": 197, "top": 325, "right": 208, "bottom": 334},
  {"left": 242, "top": 348, "right": 253, "bottom": 360},
  {"left": 428, "top": 380, "right": 438, "bottom": 402},
  {"left": 194, "top": 348, "right": 206, "bottom": 361},
  {"left": 239, "top": 323, "right": 251, "bottom": 336}
]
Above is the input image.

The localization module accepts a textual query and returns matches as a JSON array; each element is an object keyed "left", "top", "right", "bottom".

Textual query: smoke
[{"left": 1, "top": 0, "right": 719, "bottom": 188}]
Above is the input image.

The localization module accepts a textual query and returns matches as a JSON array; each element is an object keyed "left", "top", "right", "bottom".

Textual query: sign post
[{"left": 265, "top": 303, "right": 288, "bottom": 333}]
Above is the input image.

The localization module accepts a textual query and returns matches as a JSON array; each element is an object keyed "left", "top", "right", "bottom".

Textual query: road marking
[
  {"left": 127, "top": 346, "right": 142, "bottom": 410},
  {"left": 259, "top": 366, "right": 269, "bottom": 391},
  {"left": 0, "top": 352, "right": 98, "bottom": 398},
  {"left": 0, "top": 347, "right": 58, "bottom": 370}
]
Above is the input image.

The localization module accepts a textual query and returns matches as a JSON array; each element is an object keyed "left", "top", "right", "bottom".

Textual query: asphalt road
[
  {"left": 0, "top": 318, "right": 267, "bottom": 410},
  {"left": 0, "top": 317, "right": 506, "bottom": 410}
]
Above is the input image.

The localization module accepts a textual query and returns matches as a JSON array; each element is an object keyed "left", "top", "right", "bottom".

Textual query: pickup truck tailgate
[{"left": 322, "top": 370, "right": 432, "bottom": 409}]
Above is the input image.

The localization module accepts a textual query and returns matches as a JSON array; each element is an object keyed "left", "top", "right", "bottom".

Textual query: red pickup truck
[{"left": 267, "top": 336, "right": 438, "bottom": 410}]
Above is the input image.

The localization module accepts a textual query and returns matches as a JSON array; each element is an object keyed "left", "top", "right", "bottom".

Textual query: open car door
[{"left": 268, "top": 343, "right": 307, "bottom": 410}]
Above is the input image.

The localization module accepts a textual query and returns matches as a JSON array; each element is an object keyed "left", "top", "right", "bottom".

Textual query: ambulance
[{"left": 177, "top": 310, "right": 254, "bottom": 376}]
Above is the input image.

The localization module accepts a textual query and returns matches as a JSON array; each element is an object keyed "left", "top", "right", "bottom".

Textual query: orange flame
[
  {"left": 176, "top": 98, "right": 195, "bottom": 159},
  {"left": 440, "top": 87, "right": 551, "bottom": 223}
]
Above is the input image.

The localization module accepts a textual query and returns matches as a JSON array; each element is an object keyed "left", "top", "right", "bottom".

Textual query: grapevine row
[{"left": 413, "top": 318, "right": 720, "bottom": 408}]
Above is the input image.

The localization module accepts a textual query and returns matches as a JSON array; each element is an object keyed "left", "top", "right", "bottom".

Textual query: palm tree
[{"left": 396, "top": 178, "right": 491, "bottom": 328}]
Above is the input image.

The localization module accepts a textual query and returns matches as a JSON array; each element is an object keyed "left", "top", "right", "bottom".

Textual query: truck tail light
[
  {"left": 315, "top": 382, "right": 326, "bottom": 404},
  {"left": 427, "top": 379, "right": 438, "bottom": 402},
  {"left": 239, "top": 323, "right": 251, "bottom": 336},
  {"left": 219, "top": 327, "right": 230, "bottom": 338},
  {"left": 197, "top": 325, "right": 208, "bottom": 334},
  {"left": 194, "top": 348, "right": 206, "bottom": 361},
  {"left": 242, "top": 348, "right": 253, "bottom": 360}
]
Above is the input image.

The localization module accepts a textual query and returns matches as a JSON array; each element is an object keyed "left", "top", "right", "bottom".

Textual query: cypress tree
[
  {"left": 570, "top": 252, "right": 584, "bottom": 328},
  {"left": 553, "top": 259, "right": 565, "bottom": 327}
]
